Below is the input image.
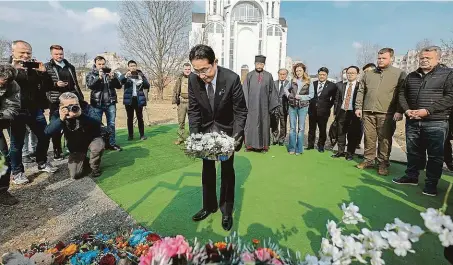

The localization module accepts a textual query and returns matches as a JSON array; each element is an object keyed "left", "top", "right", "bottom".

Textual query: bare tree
[
  {"left": 0, "top": 37, "right": 11, "bottom": 58},
  {"left": 65, "top": 50, "right": 88, "bottom": 69},
  {"left": 442, "top": 32, "right": 453, "bottom": 50},
  {"left": 355, "top": 42, "right": 381, "bottom": 68},
  {"left": 415, "top": 38, "right": 433, "bottom": 51},
  {"left": 118, "top": 1, "right": 192, "bottom": 100}
]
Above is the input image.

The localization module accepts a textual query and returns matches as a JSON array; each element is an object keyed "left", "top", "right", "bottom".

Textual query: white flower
[
  {"left": 381, "top": 231, "right": 414, "bottom": 257},
  {"left": 327, "top": 221, "right": 343, "bottom": 247},
  {"left": 361, "top": 228, "right": 389, "bottom": 251},
  {"left": 438, "top": 228, "right": 453, "bottom": 247},
  {"left": 341, "top": 236, "right": 366, "bottom": 264},
  {"left": 368, "top": 250, "right": 385, "bottom": 265},
  {"left": 421, "top": 208, "right": 445, "bottom": 234},
  {"left": 304, "top": 254, "right": 321, "bottom": 265},
  {"left": 320, "top": 238, "right": 342, "bottom": 261},
  {"left": 443, "top": 215, "right": 453, "bottom": 230},
  {"left": 341, "top": 203, "right": 365, "bottom": 225},
  {"left": 393, "top": 218, "right": 424, "bottom": 242}
]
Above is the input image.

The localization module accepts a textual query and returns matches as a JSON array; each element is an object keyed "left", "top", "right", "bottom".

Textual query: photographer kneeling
[{"left": 45, "top": 92, "right": 104, "bottom": 179}]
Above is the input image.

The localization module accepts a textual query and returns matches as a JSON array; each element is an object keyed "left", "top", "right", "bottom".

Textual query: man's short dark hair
[
  {"left": 50, "top": 45, "right": 63, "bottom": 51},
  {"left": 378, "top": 48, "right": 394, "bottom": 57},
  {"left": 94, "top": 56, "right": 106, "bottom": 63},
  {"left": 183, "top": 62, "right": 191, "bottom": 67},
  {"left": 318, "top": 67, "right": 329, "bottom": 74},
  {"left": 347, "top": 65, "right": 360, "bottom": 73},
  {"left": 189, "top": 45, "right": 216, "bottom": 65},
  {"left": 128, "top": 60, "right": 137, "bottom": 66},
  {"left": 362, "top": 63, "right": 376, "bottom": 71}
]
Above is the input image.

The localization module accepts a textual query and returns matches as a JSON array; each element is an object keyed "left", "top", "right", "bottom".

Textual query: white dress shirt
[
  {"left": 342, "top": 80, "right": 357, "bottom": 111},
  {"left": 55, "top": 60, "right": 65, "bottom": 68}
]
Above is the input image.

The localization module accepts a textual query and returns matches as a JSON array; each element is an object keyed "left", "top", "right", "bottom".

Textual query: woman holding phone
[
  {"left": 285, "top": 63, "right": 314, "bottom": 155},
  {"left": 119, "top": 60, "right": 150, "bottom": 141}
]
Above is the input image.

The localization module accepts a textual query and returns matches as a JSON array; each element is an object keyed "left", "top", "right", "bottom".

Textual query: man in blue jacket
[
  {"left": 45, "top": 92, "right": 104, "bottom": 179},
  {"left": 119, "top": 60, "right": 150, "bottom": 140}
]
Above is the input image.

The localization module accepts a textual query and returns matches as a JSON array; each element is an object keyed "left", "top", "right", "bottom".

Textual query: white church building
[{"left": 190, "top": 0, "right": 288, "bottom": 79}]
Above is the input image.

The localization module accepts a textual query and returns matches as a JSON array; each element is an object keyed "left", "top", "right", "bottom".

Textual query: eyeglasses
[{"left": 193, "top": 65, "right": 212, "bottom": 76}]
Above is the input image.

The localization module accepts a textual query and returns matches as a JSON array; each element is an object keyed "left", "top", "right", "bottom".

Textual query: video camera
[{"left": 101, "top": 67, "right": 112, "bottom": 74}]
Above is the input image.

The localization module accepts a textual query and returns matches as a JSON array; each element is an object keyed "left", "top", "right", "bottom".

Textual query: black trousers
[
  {"left": 308, "top": 113, "right": 329, "bottom": 148},
  {"left": 0, "top": 131, "right": 11, "bottom": 192},
  {"left": 445, "top": 136, "right": 452, "bottom": 164},
  {"left": 270, "top": 100, "right": 288, "bottom": 143},
  {"left": 337, "top": 109, "right": 361, "bottom": 154},
  {"left": 202, "top": 154, "right": 235, "bottom": 215},
  {"left": 50, "top": 104, "right": 62, "bottom": 153},
  {"left": 125, "top": 97, "right": 144, "bottom": 137}
]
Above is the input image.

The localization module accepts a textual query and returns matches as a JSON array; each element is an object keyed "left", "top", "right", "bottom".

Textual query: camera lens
[{"left": 69, "top": 105, "right": 80, "bottom": 113}]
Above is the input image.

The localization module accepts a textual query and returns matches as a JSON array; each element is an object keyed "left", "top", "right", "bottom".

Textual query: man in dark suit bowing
[
  {"left": 331, "top": 65, "right": 361, "bottom": 160},
  {"left": 307, "top": 67, "right": 337, "bottom": 152},
  {"left": 188, "top": 44, "right": 248, "bottom": 231}
]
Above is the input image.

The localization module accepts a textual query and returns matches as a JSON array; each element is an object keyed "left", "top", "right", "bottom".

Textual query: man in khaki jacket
[
  {"left": 355, "top": 48, "right": 407, "bottom": 175},
  {"left": 172, "top": 63, "right": 192, "bottom": 145}
]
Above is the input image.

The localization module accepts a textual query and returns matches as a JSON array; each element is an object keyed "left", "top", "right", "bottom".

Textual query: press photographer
[
  {"left": 45, "top": 92, "right": 104, "bottom": 179},
  {"left": 9, "top": 40, "right": 56, "bottom": 186},
  {"left": 119, "top": 60, "right": 150, "bottom": 141},
  {"left": 45, "top": 44, "right": 85, "bottom": 161},
  {"left": 86, "top": 56, "right": 122, "bottom": 151},
  {"left": 0, "top": 64, "right": 21, "bottom": 206}
]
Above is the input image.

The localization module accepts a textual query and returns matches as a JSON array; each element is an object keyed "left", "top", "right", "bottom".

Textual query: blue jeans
[
  {"left": 91, "top": 104, "right": 117, "bottom": 146},
  {"left": 405, "top": 120, "right": 448, "bottom": 187},
  {"left": 9, "top": 109, "right": 50, "bottom": 174},
  {"left": 288, "top": 106, "right": 309, "bottom": 154}
]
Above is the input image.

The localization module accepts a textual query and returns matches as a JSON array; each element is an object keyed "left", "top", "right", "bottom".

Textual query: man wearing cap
[{"left": 243, "top": 55, "right": 280, "bottom": 153}]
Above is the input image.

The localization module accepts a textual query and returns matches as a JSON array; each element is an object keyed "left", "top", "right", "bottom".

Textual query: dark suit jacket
[
  {"left": 188, "top": 66, "right": 248, "bottom": 138},
  {"left": 309, "top": 80, "right": 337, "bottom": 117},
  {"left": 273, "top": 79, "right": 290, "bottom": 103},
  {"left": 334, "top": 81, "right": 360, "bottom": 115}
]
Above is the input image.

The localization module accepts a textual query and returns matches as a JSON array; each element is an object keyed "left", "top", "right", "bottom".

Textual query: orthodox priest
[{"left": 243, "top": 55, "right": 280, "bottom": 153}]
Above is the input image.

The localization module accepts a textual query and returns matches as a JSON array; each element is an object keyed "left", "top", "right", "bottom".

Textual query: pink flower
[
  {"left": 255, "top": 248, "right": 272, "bottom": 261},
  {"left": 139, "top": 251, "right": 153, "bottom": 265},
  {"left": 271, "top": 258, "right": 283, "bottom": 265},
  {"left": 150, "top": 235, "right": 191, "bottom": 260},
  {"left": 241, "top": 252, "right": 255, "bottom": 262}
]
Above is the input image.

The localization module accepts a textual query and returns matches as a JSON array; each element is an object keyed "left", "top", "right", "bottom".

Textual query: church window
[
  {"left": 267, "top": 26, "right": 273, "bottom": 36},
  {"left": 274, "top": 26, "right": 282, "bottom": 36},
  {"left": 266, "top": 3, "right": 269, "bottom": 15},
  {"left": 214, "top": 0, "right": 217, "bottom": 14},
  {"left": 259, "top": 40, "right": 262, "bottom": 55},
  {"left": 231, "top": 2, "right": 262, "bottom": 22},
  {"left": 271, "top": 2, "right": 275, "bottom": 18}
]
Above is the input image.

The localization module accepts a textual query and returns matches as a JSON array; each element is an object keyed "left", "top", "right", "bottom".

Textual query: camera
[
  {"left": 65, "top": 104, "right": 81, "bottom": 114},
  {"left": 22, "top": 61, "right": 40, "bottom": 69},
  {"left": 101, "top": 67, "right": 111, "bottom": 74},
  {"left": 130, "top": 71, "right": 139, "bottom": 79}
]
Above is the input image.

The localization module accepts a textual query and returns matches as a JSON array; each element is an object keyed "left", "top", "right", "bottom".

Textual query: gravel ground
[{"left": 0, "top": 99, "right": 179, "bottom": 255}]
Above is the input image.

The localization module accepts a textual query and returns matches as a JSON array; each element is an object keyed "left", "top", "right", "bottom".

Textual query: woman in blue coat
[{"left": 119, "top": 60, "right": 150, "bottom": 140}]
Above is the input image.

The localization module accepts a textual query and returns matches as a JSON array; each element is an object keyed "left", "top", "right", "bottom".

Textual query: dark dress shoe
[
  {"left": 278, "top": 142, "right": 284, "bottom": 146},
  {"left": 306, "top": 146, "right": 314, "bottom": 150},
  {"left": 317, "top": 147, "right": 325, "bottom": 153},
  {"left": 345, "top": 153, "right": 354, "bottom": 161},
  {"left": 192, "top": 208, "right": 217, "bottom": 222},
  {"left": 221, "top": 215, "right": 233, "bottom": 231},
  {"left": 331, "top": 152, "right": 345, "bottom": 158}
]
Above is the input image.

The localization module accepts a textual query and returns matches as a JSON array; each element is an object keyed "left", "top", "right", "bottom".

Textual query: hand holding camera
[{"left": 59, "top": 106, "right": 69, "bottom": 121}]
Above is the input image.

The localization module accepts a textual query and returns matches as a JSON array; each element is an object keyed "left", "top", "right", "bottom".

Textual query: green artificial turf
[{"left": 97, "top": 125, "right": 453, "bottom": 265}]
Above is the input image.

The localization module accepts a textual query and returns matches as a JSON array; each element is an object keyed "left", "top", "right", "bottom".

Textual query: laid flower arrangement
[
  {"left": 2, "top": 191, "right": 452, "bottom": 265},
  {"left": 185, "top": 132, "right": 235, "bottom": 161}
]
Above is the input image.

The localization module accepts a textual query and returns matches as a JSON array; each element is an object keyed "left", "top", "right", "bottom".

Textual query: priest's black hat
[{"left": 255, "top": 55, "right": 266, "bottom": 63}]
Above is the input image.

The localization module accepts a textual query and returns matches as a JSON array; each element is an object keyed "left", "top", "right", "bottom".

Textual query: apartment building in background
[{"left": 393, "top": 48, "right": 453, "bottom": 73}]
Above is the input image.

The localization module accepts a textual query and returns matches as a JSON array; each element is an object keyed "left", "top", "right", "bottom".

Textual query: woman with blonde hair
[{"left": 284, "top": 63, "right": 314, "bottom": 155}]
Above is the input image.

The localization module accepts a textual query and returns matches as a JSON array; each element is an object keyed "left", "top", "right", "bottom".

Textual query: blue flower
[
  {"left": 128, "top": 230, "right": 151, "bottom": 247},
  {"left": 70, "top": 250, "right": 99, "bottom": 265}
]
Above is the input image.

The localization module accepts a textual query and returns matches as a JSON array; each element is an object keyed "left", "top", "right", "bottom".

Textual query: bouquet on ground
[{"left": 185, "top": 132, "right": 235, "bottom": 161}]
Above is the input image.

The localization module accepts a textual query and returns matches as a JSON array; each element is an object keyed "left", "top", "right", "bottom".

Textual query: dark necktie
[
  {"left": 258, "top": 72, "right": 262, "bottom": 84},
  {"left": 280, "top": 81, "right": 284, "bottom": 91},
  {"left": 207, "top": 82, "right": 214, "bottom": 111}
]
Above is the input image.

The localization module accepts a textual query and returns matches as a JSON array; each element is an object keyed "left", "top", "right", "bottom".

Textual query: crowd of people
[
  {"left": 176, "top": 43, "right": 453, "bottom": 224},
  {"left": 0, "top": 40, "right": 151, "bottom": 206}
]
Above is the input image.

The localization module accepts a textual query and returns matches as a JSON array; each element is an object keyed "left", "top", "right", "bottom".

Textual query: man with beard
[
  {"left": 45, "top": 45, "right": 85, "bottom": 160},
  {"left": 243, "top": 55, "right": 280, "bottom": 153},
  {"left": 172, "top": 62, "right": 192, "bottom": 145}
]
